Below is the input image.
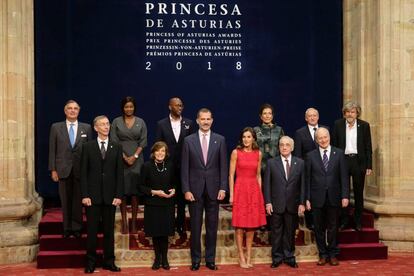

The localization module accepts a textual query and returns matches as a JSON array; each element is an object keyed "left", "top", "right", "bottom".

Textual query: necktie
[
  {"left": 313, "top": 127, "right": 317, "bottom": 142},
  {"left": 100, "top": 141, "right": 106, "bottom": 159},
  {"left": 201, "top": 133, "right": 208, "bottom": 165},
  {"left": 69, "top": 123, "right": 75, "bottom": 148},
  {"left": 322, "top": 149, "right": 329, "bottom": 171},
  {"left": 285, "top": 159, "right": 290, "bottom": 180}
]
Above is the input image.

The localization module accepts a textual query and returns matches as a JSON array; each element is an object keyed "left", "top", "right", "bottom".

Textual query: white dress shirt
[
  {"left": 308, "top": 124, "right": 319, "bottom": 141},
  {"left": 345, "top": 121, "right": 358, "bottom": 154},
  {"left": 66, "top": 120, "right": 78, "bottom": 138},
  {"left": 198, "top": 130, "right": 211, "bottom": 152},
  {"left": 319, "top": 145, "right": 331, "bottom": 160},
  {"left": 170, "top": 115, "right": 182, "bottom": 143},
  {"left": 97, "top": 137, "right": 109, "bottom": 151}
]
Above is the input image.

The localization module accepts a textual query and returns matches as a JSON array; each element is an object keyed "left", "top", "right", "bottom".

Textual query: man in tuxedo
[
  {"left": 48, "top": 100, "right": 92, "bottom": 238},
  {"left": 306, "top": 127, "right": 349, "bottom": 266},
  {"left": 81, "top": 115, "right": 123, "bottom": 273},
  {"left": 293, "top": 107, "right": 326, "bottom": 230},
  {"left": 181, "top": 108, "right": 228, "bottom": 271},
  {"left": 155, "top": 97, "right": 194, "bottom": 234},
  {"left": 332, "top": 101, "right": 372, "bottom": 231},
  {"left": 264, "top": 136, "right": 305, "bottom": 269}
]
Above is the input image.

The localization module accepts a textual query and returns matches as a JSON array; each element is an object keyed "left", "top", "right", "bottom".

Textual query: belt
[{"left": 345, "top": 153, "right": 358, "bottom": 157}]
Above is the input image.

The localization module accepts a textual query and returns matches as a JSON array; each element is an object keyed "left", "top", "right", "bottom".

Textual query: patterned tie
[
  {"left": 285, "top": 159, "right": 290, "bottom": 180},
  {"left": 100, "top": 141, "right": 106, "bottom": 159},
  {"left": 69, "top": 123, "right": 75, "bottom": 148},
  {"left": 201, "top": 133, "right": 208, "bottom": 165},
  {"left": 322, "top": 149, "right": 329, "bottom": 171}
]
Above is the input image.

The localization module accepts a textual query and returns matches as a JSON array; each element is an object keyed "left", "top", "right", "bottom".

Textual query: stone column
[
  {"left": 344, "top": 0, "right": 414, "bottom": 251},
  {"left": 0, "top": 0, "right": 42, "bottom": 264}
]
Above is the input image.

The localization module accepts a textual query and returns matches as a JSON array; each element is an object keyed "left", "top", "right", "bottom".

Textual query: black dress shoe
[
  {"left": 190, "top": 262, "right": 200, "bottom": 271},
  {"left": 102, "top": 264, "right": 121, "bottom": 272},
  {"left": 206, "top": 262, "right": 218, "bottom": 270},
  {"left": 63, "top": 231, "right": 71, "bottom": 238},
  {"left": 176, "top": 225, "right": 185, "bottom": 235},
  {"left": 162, "top": 260, "right": 170, "bottom": 270},
  {"left": 72, "top": 231, "right": 81, "bottom": 238},
  {"left": 270, "top": 260, "right": 282, "bottom": 268},
  {"left": 355, "top": 223, "right": 362, "bottom": 231},
  {"left": 84, "top": 265, "right": 95, "bottom": 274},
  {"left": 285, "top": 260, "right": 298, "bottom": 268},
  {"left": 152, "top": 260, "right": 161, "bottom": 270},
  {"left": 338, "top": 223, "right": 347, "bottom": 231}
]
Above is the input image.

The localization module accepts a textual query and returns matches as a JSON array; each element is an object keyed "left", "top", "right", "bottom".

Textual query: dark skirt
[{"left": 144, "top": 204, "right": 175, "bottom": 237}]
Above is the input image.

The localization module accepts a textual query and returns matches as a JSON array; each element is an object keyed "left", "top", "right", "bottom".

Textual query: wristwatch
[{"left": 134, "top": 153, "right": 139, "bottom": 159}]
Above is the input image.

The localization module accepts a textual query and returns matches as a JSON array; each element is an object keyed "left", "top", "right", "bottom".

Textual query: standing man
[
  {"left": 306, "top": 127, "right": 349, "bottom": 266},
  {"left": 155, "top": 97, "right": 194, "bottom": 234},
  {"left": 181, "top": 108, "right": 228, "bottom": 271},
  {"left": 48, "top": 100, "right": 92, "bottom": 238},
  {"left": 81, "top": 115, "right": 123, "bottom": 273},
  {"left": 332, "top": 101, "right": 372, "bottom": 231},
  {"left": 264, "top": 136, "right": 305, "bottom": 269},
  {"left": 293, "top": 107, "right": 327, "bottom": 230}
]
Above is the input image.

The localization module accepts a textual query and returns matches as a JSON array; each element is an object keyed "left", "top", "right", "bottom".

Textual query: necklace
[{"left": 154, "top": 161, "right": 166, "bottom": 172}]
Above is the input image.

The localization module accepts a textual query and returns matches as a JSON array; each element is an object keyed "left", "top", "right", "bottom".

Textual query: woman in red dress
[{"left": 229, "top": 127, "right": 267, "bottom": 268}]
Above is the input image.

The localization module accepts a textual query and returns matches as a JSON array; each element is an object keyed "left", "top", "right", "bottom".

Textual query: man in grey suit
[
  {"left": 264, "top": 136, "right": 305, "bottom": 269},
  {"left": 181, "top": 108, "right": 228, "bottom": 271},
  {"left": 48, "top": 100, "right": 93, "bottom": 238},
  {"left": 305, "top": 127, "right": 349, "bottom": 266}
]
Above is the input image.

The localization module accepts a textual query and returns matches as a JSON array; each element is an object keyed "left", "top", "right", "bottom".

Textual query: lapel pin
[{"left": 214, "top": 141, "right": 217, "bottom": 144}]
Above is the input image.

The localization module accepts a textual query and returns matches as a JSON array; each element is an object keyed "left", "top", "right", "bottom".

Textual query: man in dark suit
[
  {"left": 48, "top": 100, "right": 92, "bottom": 238},
  {"left": 181, "top": 108, "right": 228, "bottom": 271},
  {"left": 306, "top": 127, "right": 349, "bottom": 266},
  {"left": 264, "top": 136, "right": 305, "bottom": 269},
  {"left": 155, "top": 97, "right": 194, "bottom": 234},
  {"left": 293, "top": 107, "right": 326, "bottom": 230},
  {"left": 332, "top": 101, "right": 372, "bottom": 231},
  {"left": 81, "top": 115, "right": 123, "bottom": 273}
]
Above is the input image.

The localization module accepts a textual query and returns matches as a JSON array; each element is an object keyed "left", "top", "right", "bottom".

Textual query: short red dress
[{"left": 232, "top": 149, "right": 267, "bottom": 228}]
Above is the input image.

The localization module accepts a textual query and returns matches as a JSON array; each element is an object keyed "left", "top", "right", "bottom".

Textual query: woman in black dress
[{"left": 140, "top": 141, "right": 176, "bottom": 270}]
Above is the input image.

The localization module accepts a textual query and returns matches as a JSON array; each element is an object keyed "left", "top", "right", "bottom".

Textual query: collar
[
  {"left": 169, "top": 114, "right": 182, "bottom": 122},
  {"left": 319, "top": 145, "right": 331, "bottom": 154},
  {"left": 97, "top": 137, "right": 109, "bottom": 144},
  {"left": 199, "top": 130, "right": 211, "bottom": 137},
  {"left": 66, "top": 120, "right": 78, "bottom": 126}
]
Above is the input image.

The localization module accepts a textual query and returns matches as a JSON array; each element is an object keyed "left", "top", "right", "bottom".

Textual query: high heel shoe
[{"left": 238, "top": 259, "right": 249, "bottom": 269}]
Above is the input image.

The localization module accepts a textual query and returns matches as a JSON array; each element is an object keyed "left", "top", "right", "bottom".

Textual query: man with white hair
[
  {"left": 264, "top": 136, "right": 305, "bottom": 269},
  {"left": 305, "top": 127, "right": 349, "bottom": 266}
]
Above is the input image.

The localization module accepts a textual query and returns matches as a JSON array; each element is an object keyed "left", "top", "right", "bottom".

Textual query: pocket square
[{"left": 81, "top": 134, "right": 87, "bottom": 137}]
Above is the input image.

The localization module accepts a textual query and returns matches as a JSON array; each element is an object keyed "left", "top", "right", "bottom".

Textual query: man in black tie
[
  {"left": 264, "top": 136, "right": 305, "bottom": 269},
  {"left": 48, "top": 100, "right": 92, "bottom": 238},
  {"left": 293, "top": 107, "right": 327, "bottom": 230},
  {"left": 155, "top": 97, "right": 194, "bottom": 234},
  {"left": 305, "top": 127, "right": 349, "bottom": 266},
  {"left": 81, "top": 115, "right": 123, "bottom": 273},
  {"left": 332, "top": 101, "right": 372, "bottom": 231}
]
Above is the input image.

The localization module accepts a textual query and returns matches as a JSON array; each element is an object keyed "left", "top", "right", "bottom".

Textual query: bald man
[{"left": 305, "top": 127, "right": 349, "bottom": 266}]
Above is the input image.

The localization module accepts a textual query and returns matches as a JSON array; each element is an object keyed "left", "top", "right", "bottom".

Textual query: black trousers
[
  {"left": 270, "top": 211, "right": 298, "bottom": 263},
  {"left": 86, "top": 204, "right": 116, "bottom": 266},
  {"left": 58, "top": 171, "right": 82, "bottom": 233},
  {"left": 313, "top": 200, "right": 340, "bottom": 258},
  {"left": 188, "top": 191, "right": 219, "bottom": 263},
  {"left": 342, "top": 155, "right": 366, "bottom": 226}
]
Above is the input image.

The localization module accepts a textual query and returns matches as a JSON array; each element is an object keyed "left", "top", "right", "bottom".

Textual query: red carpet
[
  {"left": 7, "top": 254, "right": 414, "bottom": 275},
  {"left": 37, "top": 207, "right": 387, "bottom": 268}
]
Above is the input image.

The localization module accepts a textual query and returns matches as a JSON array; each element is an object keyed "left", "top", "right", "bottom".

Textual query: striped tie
[{"left": 322, "top": 150, "right": 329, "bottom": 171}]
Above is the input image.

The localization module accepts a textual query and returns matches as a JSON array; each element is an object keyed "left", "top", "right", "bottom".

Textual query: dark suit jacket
[
  {"left": 293, "top": 125, "right": 328, "bottom": 159},
  {"left": 305, "top": 146, "right": 349, "bottom": 208},
  {"left": 181, "top": 132, "right": 228, "bottom": 200},
  {"left": 331, "top": 118, "right": 372, "bottom": 170},
  {"left": 264, "top": 156, "right": 305, "bottom": 214},
  {"left": 155, "top": 117, "right": 194, "bottom": 168},
  {"left": 49, "top": 121, "right": 93, "bottom": 178},
  {"left": 80, "top": 140, "right": 124, "bottom": 205}
]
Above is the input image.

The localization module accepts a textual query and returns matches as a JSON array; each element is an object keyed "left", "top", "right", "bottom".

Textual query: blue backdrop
[{"left": 35, "top": 0, "right": 343, "bottom": 199}]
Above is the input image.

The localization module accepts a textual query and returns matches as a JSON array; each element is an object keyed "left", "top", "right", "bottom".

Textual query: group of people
[{"left": 48, "top": 97, "right": 372, "bottom": 273}]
